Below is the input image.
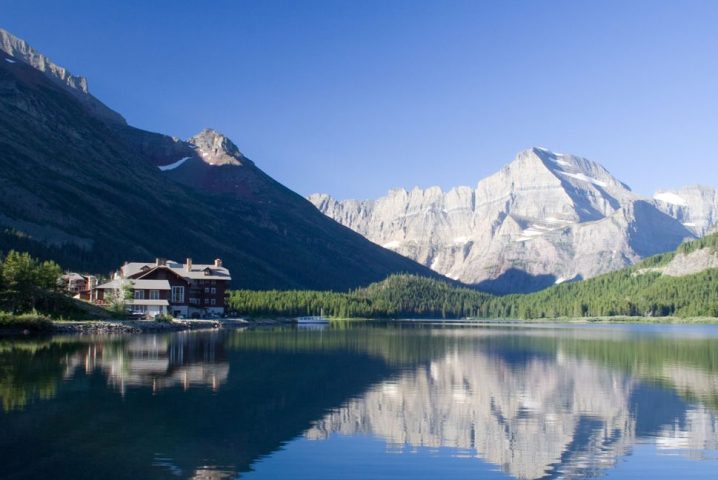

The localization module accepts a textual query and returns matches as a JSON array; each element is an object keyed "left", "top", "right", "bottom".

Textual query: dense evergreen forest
[{"left": 227, "top": 233, "right": 718, "bottom": 319}]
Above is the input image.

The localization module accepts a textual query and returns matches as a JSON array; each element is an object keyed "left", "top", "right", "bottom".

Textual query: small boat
[{"left": 293, "top": 315, "right": 329, "bottom": 324}]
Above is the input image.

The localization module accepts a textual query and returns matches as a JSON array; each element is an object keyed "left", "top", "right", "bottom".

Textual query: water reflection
[
  {"left": 64, "top": 332, "right": 229, "bottom": 394},
  {"left": 0, "top": 332, "right": 228, "bottom": 412},
  {"left": 298, "top": 329, "right": 718, "bottom": 479},
  {"left": 0, "top": 325, "right": 717, "bottom": 479}
]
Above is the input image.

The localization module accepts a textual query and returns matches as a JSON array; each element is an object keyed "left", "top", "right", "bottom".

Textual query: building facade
[
  {"left": 63, "top": 272, "right": 97, "bottom": 297},
  {"left": 92, "top": 258, "right": 231, "bottom": 318}
]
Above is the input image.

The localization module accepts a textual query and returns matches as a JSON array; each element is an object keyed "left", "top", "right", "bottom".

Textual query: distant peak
[
  {"left": 188, "top": 129, "right": 253, "bottom": 167},
  {"left": 506, "top": 147, "right": 633, "bottom": 195}
]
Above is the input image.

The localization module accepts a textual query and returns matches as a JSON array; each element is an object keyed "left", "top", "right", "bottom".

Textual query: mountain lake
[{"left": 1, "top": 322, "right": 718, "bottom": 479}]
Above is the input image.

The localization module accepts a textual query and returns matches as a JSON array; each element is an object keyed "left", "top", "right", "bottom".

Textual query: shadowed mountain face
[
  {"left": 0, "top": 28, "right": 442, "bottom": 290},
  {"left": 475, "top": 268, "right": 562, "bottom": 295},
  {"left": 310, "top": 148, "right": 699, "bottom": 293}
]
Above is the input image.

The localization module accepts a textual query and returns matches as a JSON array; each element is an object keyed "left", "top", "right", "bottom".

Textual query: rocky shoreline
[
  {"left": 51, "top": 319, "right": 222, "bottom": 334},
  {"left": 0, "top": 317, "right": 307, "bottom": 336},
  {"left": 0, "top": 318, "right": 254, "bottom": 336}
]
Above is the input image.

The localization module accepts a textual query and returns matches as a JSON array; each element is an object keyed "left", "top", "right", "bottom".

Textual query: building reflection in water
[
  {"left": 64, "top": 332, "right": 229, "bottom": 394},
  {"left": 3, "top": 326, "right": 718, "bottom": 480},
  {"left": 306, "top": 345, "right": 718, "bottom": 480}
]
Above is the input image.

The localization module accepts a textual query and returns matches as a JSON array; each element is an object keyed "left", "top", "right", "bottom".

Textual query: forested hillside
[{"left": 228, "top": 233, "right": 718, "bottom": 319}]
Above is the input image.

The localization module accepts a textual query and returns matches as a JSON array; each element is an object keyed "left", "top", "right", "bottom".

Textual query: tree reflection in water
[{"left": 0, "top": 324, "right": 717, "bottom": 479}]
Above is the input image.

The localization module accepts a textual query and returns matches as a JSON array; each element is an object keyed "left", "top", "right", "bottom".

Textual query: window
[
  {"left": 189, "top": 298, "right": 199, "bottom": 305},
  {"left": 204, "top": 287, "right": 210, "bottom": 293},
  {"left": 149, "top": 290, "right": 160, "bottom": 300},
  {"left": 131, "top": 304, "right": 146, "bottom": 313},
  {"left": 211, "top": 287, "right": 216, "bottom": 294},
  {"left": 204, "top": 298, "right": 210, "bottom": 304},
  {"left": 171, "top": 286, "right": 185, "bottom": 303},
  {"left": 210, "top": 299, "right": 216, "bottom": 306},
  {"left": 134, "top": 290, "right": 144, "bottom": 300}
]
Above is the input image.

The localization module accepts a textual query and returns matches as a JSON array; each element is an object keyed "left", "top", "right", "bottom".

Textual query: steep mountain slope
[
  {"left": 310, "top": 148, "right": 695, "bottom": 293},
  {"left": 0, "top": 28, "right": 442, "bottom": 290}
]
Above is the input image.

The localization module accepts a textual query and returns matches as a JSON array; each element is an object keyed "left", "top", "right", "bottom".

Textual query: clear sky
[{"left": 2, "top": 0, "right": 717, "bottom": 199}]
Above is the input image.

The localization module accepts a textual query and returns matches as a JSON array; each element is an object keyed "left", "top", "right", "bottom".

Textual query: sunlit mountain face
[{"left": 1, "top": 325, "right": 718, "bottom": 479}]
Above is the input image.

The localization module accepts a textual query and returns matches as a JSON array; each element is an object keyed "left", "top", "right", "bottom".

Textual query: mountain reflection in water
[{"left": 0, "top": 324, "right": 717, "bottom": 479}]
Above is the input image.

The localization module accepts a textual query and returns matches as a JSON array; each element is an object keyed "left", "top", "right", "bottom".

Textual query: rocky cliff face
[
  {"left": 310, "top": 148, "right": 696, "bottom": 293},
  {"left": 653, "top": 186, "right": 718, "bottom": 237},
  {"left": 0, "top": 28, "right": 125, "bottom": 124},
  {"left": 188, "top": 129, "right": 253, "bottom": 167}
]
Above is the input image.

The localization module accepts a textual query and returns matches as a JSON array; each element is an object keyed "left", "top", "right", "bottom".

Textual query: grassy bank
[{"left": 0, "top": 312, "right": 53, "bottom": 332}]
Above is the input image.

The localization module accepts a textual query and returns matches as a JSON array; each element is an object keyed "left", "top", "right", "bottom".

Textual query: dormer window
[
  {"left": 140, "top": 265, "right": 150, "bottom": 271},
  {"left": 203, "top": 268, "right": 212, "bottom": 276}
]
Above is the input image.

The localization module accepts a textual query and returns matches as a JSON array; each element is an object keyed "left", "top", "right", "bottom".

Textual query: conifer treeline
[{"left": 227, "top": 234, "right": 718, "bottom": 319}]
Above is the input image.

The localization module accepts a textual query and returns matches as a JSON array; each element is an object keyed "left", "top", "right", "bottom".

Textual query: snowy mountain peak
[
  {"left": 187, "top": 129, "right": 253, "bottom": 167},
  {"left": 309, "top": 148, "right": 694, "bottom": 293},
  {"left": 523, "top": 147, "right": 632, "bottom": 195}
]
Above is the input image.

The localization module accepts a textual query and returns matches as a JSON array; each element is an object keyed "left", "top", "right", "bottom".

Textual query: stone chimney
[
  {"left": 214, "top": 258, "right": 223, "bottom": 268},
  {"left": 185, "top": 258, "right": 193, "bottom": 271}
]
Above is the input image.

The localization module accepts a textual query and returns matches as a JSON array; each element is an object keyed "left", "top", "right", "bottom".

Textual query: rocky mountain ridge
[
  {"left": 310, "top": 148, "right": 712, "bottom": 293},
  {"left": 0, "top": 28, "right": 126, "bottom": 125}
]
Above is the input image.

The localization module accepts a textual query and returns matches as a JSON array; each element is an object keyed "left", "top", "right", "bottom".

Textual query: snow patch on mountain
[
  {"left": 654, "top": 192, "right": 689, "bottom": 207},
  {"left": 158, "top": 157, "right": 191, "bottom": 171},
  {"left": 558, "top": 171, "right": 609, "bottom": 188}
]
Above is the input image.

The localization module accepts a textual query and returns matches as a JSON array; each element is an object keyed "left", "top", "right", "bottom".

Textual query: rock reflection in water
[
  {"left": 307, "top": 344, "right": 718, "bottom": 479},
  {"left": 3, "top": 325, "right": 718, "bottom": 480}
]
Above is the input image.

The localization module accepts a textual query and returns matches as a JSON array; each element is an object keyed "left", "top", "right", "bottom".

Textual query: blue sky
[{"left": 2, "top": 0, "right": 717, "bottom": 199}]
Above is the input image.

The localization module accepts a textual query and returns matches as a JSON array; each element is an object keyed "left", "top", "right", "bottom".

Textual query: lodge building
[{"left": 91, "top": 258, "right": 231, "bottom": 317}]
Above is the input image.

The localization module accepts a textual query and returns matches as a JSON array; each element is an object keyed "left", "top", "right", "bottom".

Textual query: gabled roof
[
  {"left": 95, "top": 279, "right": 171, "bottom": 290},
  {"left": 95, "top": 279, "right": 121, "bottom": 290},
  {"left": 122, "top": 260, "right": 231, "bottom": 281},
  {"left": 63, "top": 272, "right": 86, "bottom": 281}
]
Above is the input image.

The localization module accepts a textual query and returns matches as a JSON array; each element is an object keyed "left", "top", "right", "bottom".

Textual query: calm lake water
[{"left": 2, "top": 322, "right": 718, "bottom": 479}]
